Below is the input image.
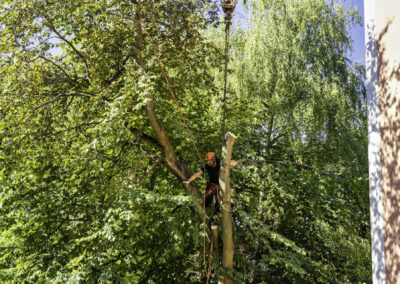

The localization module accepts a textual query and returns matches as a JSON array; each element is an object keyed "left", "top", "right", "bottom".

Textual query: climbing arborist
[
  {"left": 184, "top": 152, "right": 238, "bottom": 215},
  {"left": 221, "top": 0, "right": 238, "bottom": 19}
]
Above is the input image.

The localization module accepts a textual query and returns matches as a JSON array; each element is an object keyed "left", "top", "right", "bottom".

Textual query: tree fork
[{"left": 219, "top": 132, "right": 236, "bottom": 284}]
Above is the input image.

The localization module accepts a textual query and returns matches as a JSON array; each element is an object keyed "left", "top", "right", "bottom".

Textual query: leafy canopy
[{"left": 0, "top": 0, "right": 370, "bottom": 282}]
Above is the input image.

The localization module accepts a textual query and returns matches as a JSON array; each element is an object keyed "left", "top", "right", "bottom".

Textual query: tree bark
[
  {"left": 219, "top": 132, "right": 236, "bottom": 284},
  {"left": 211, "top": 224, "right": 220, "bottom": 281}
]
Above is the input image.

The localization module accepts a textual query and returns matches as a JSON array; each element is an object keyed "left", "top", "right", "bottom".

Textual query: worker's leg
[
  {"left": 204, "top": 185, "right": 214, "bottom": 208},
  {"left": 214, "top": 185, "right": 222, "bottom": 215}
]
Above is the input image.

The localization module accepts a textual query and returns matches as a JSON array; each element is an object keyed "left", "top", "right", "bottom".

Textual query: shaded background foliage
[{"left": 0, "top": 0, "right": 370, "bottom": 282}]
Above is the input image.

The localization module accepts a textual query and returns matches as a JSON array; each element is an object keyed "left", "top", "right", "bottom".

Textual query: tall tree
[
  {"left": 218, "top": 0, "right": 370, "bottom": 282},
  {"left": 0, "top": 0, "right": 221, "bottom": 282},
  {"left": 0, "top": 0, "right": 371, "bottom": 282}
]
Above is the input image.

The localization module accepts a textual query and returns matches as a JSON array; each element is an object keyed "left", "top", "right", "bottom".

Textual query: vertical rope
[
  {"left": 151, "top": 42, "right": 210, "bottom": 281},
  {"left": 150, "top": 2, "right": 236, "bottom": 279},
  {"left": 206, "top": 236, "right": 214, "bottom": 284},
  {"left": 222, "top": 15, "right": 232, "bottom": 143},
  {"left": 152, "top": 46, "right": 203, "bottom": 161}
]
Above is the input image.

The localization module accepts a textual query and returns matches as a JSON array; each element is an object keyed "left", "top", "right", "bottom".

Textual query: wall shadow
[
  {"left": 365, "top": 15, "right": 386, "bottom": 282},
  {"left": 376, "top": 17, "right": 400, "bottom": 283}
]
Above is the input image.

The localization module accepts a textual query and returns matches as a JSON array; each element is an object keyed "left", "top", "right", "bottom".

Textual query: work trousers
[{"left": 204, "top": 183, "right": 221, "bottom": 214}]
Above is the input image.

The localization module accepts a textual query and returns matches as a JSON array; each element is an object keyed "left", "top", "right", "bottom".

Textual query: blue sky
[
  {"left": 228, "top": 0, "right": 365, "bottom": 65},
  {"left": 48, "top": 1, "right": 366, "bottom": 64},
  {"left": 346, "top": 0, "right": 365, "bottom": 64}
]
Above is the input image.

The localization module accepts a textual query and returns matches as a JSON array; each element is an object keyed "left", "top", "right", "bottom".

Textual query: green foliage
[
  {"left": 231, "top": 163, "right": 370, "bottom": 283},
  {"left": 0, "top": 0, "right": 370, "bottom": 282}
]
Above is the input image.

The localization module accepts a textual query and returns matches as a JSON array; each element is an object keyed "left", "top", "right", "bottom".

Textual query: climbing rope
[
  {"left": 152, "top": 47, "right": 202, "bottom": 161},
  {"left": 151, "top": 44, "right": 211, "bottom": 280},
  {"left": 222, "top": 9, "right": 231, "bottom": 143},
  {"left": 221, "top": 0, "right": 236, "bottom": 143},
  {"left": 206, "top": 236, "right": 214, "bottom": 284},
  {"left": 150, "top": 1, "right": 238, "bottom": 281},
  {"left": 153, "top": 45, "right": 218, "bottom": 283}
]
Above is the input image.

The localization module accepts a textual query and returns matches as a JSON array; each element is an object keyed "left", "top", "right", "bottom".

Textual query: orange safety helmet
[{"left": 205, "top": 152, "right": 216, "bottom": 161}]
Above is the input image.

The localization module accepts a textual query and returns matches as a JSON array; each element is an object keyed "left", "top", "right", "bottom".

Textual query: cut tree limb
[
  {"left": 219, "top": 132, "right": 236, "bottom": 284},
  {"left": 211, "top": 224, "right": 220, "bottom": 281}
]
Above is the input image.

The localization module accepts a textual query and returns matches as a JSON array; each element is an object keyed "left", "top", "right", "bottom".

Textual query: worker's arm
[
  {"left": 183, "top": 170, "right": 203, "bottom": 184},
  {"left": 230, "top": 160, "right": 238, "bottom": 167}
]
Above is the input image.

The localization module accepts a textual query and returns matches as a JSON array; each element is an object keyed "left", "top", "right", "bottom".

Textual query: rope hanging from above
[
  {"left": 220, "top": 0, "right": 238, "bottom": 143},
  {"left": 152, "top": 2, "right": 240, "bottom": 281}
]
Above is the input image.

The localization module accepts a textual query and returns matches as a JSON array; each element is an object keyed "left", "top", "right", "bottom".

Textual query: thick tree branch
[
  {"left": 171, "top": 204, "right": 196, "bottom": 215},
  {"left": 125, "top": 124, "right": 162, "bottom": 150},
  {"left": 265, "top": 115, "right": 275, "bottom": 155},
  {"left": 269, "top": 132, "right": 286, "bottom": 146},
  {"left": 219, "top": 132, "right": 236, "bottom": 284},
  {"left": 134, "top": 3, "right": 203, "bottom": 220},
  {"left": 105, "top": 54, "right": 133, "bottom": 84}
]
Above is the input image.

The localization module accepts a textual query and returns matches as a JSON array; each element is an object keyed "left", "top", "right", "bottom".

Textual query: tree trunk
[
  {"left": 211, "top": 224, "right": 220, "bottom": 280},
  {"left": 219, "top": 132, "right": 236, "bottom": 284}
]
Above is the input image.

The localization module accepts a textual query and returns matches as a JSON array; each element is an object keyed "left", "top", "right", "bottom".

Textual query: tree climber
[
  {"left": 184, "top": 152, "right": 238, "bottom": 216},
  {"left": 221, "top": 0, "right": 239, "bottom": 19}
]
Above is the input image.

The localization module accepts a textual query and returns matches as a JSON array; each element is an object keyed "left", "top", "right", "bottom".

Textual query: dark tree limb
[
  {"left": 125, "top": 124, "right": 163, "bottom": 150},
  {"left": 44, "top": 16, "right": 90, "bottom": 78},
  {"left": 137, "top": 157, "right": 164, "bottom": 187},
  {"left": 32, "top": 92, "right": 91, "bottom": 111},
  {"left": 171, "top": 204, "right": 184, "bottom": 214},
  {"left": 105, "top": 54, "right": 133, "bottom": 85},
  {"left": 269, "top": 132, "right": 287, "bottom": 146},
  {"left": 42, "top": 121, "right": 101, "bottom": 137},
  {"left": 40, "top": 56, "right": 80, "bottom": 85},
  {"left": 236, "top": 157, "right": 335, "bottom": 176}
]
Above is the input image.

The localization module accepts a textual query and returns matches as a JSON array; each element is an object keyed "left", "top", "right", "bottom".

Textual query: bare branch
[
  {"left": 0, "top": 246, "right": 22, "bottom": 250},
  {"left": 171, "top": 204, "right": 184, "bottom": 214},
  {"left": 269, "top": 132, "right": 287, "bottom": 146},
  {"left": 265, "top": 115, "right": 274, "bottom": 155},
  {"left": 32, "top": 93, "right": 64, "bottom": 111},
  {"left": 236, "top": 157, "right": 335, "bottom": 176},
  {"left": 40, "top": 56, "right": 84, "bottom": 87},
  {"left": 138, "top": 157, "right": 164, "bottom": 187},
  {"left": 44, "top": 16, "right": 90, "bottom": 78},
  {"left": 32, "top": 92, "right": 91, "bottom": 111},
  {"left": 105, "top": 54, "right": 133, "bottom": 84},
  {"left": 105, "top": 11, "right": 169, "bottom": 27},
  {"left": 42, "top": 121, "right": 101, "bottom": 137}
]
